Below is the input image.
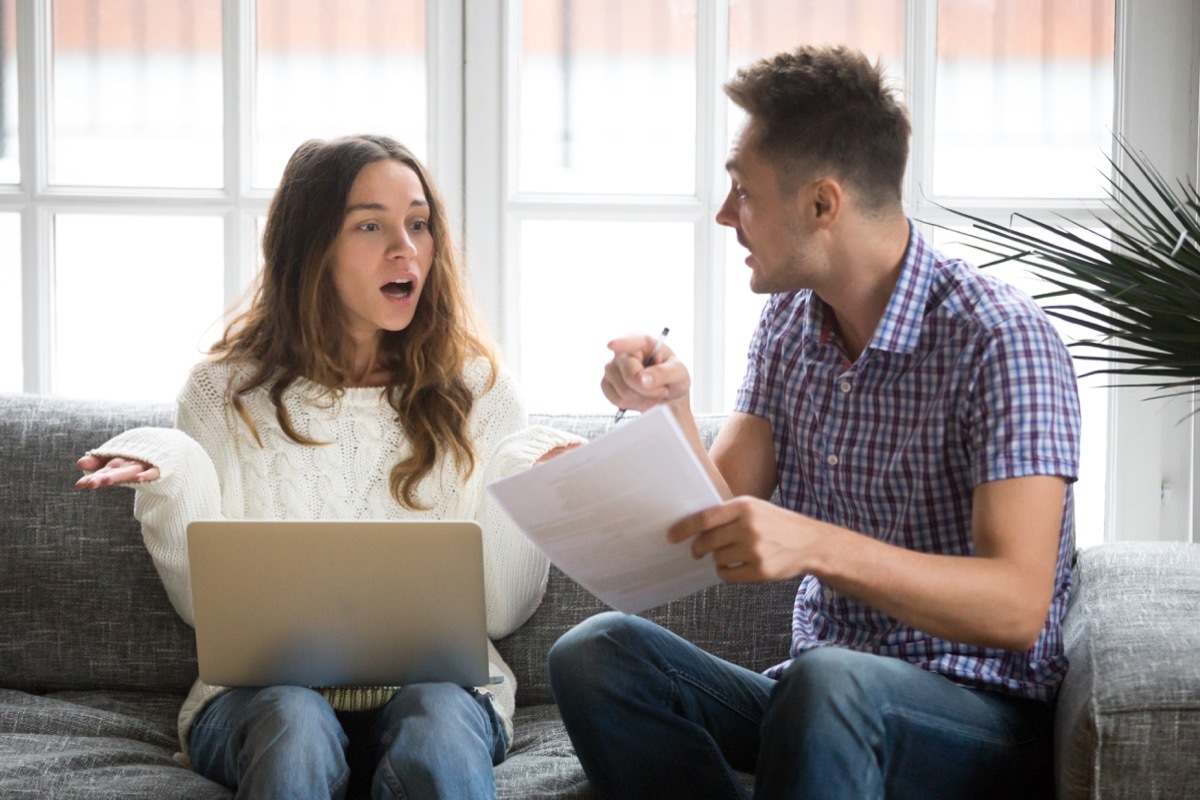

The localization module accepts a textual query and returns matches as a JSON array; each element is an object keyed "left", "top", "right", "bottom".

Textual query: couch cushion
[
  {"left": 0, "top": 689, "right": 229, "bottom": 799},
  {"left": 0, "top": 393, "right": 197, "bottom": 694},
  {"left": 498, "top": 705, "right": 597, "bottom": 799},
  {"left": 1055, "top": 542, "right": 1200, "bottom": 800}
]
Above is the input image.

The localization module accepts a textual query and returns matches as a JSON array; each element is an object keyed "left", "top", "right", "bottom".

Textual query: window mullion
[
  {"left": 692, "top": 0, "right": 728, "bottom": 414},
  {"left": 222, "top": 0, "right": 254, "bottom": 309},
  {"left": 904, "top": 0, "right": 938, "bottom": 220},
  {"left": 18, "top": 0, "right": 51, "bottom": 393},
  {"left": 463, "top": 0, "right": 507, "bottom": 354},
  {"left": 427, "top": 0, "right": 465, "bottom": 241}
]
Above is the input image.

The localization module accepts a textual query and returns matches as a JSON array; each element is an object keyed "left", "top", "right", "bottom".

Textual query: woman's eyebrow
[{"left": 344, "top": 199, "right": 429, "bottom": 215}]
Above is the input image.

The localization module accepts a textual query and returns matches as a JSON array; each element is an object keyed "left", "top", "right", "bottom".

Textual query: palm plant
[{"left": 937, "top": 137, "right": 1200, "bottom": 400}]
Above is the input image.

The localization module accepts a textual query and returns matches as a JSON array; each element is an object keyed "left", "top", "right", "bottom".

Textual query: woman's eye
[
  {"left": 410, "top": 219, "right": 428, "bottom": 233},
  {"left": 357, "top": 222, "right": 380, "bottom": 232}
]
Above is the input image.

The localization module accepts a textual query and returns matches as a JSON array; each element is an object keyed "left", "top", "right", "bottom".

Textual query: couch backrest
[
  {"left": 0, "top": 395, "right": 798, "bottom": 704},
  {"left": 0, "top": 392, "right": 198, "bottom": 694}
]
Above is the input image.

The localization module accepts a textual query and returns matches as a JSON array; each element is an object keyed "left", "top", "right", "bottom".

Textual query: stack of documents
[{"left": 487, "top": 407, "right": 723, "bottom": 614}]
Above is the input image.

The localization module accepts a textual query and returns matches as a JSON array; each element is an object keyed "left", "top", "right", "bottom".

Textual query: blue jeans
[
  {"left": 188, "top": 683, "right": 507, "bottom": 800},
  {"left": 548, "top": 612, "right": 1054, "bottom": 800}
]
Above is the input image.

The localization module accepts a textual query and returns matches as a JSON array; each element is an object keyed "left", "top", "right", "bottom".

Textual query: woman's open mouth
[{"left": 381, "top": 279, "right": 414, "bottom": 299}]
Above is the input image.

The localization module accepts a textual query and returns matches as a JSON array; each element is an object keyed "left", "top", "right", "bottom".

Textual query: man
[{"left": 547, "top": 45, "right": 1079, "bottom": 800}]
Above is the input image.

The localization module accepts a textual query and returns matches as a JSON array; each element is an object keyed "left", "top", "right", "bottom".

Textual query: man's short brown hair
[{"left": 724, "top": 45, "right": 911, "bottom": 212}]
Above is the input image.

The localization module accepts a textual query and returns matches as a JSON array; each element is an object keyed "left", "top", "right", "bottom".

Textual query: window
[
  {"left": 2, "top": 0, "right": 449, "bottom": 400},
  {"left": 6, "top": 1, "right": 1198, "bottom": 542},
  {"left": 469, "top": 1, "right": 1117, "bottom": 408},
  {"left": 468, "top": 0, "right": 1127, "bottom": 545}
]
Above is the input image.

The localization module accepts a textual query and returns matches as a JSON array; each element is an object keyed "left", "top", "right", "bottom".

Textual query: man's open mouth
[{"left": 381, "top": 279, "right": 414, "bottom": 298}]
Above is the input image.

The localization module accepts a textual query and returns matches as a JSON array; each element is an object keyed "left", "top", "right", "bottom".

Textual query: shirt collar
[{"left": 800, "top": 220, "right": 935, "bottom": 356}]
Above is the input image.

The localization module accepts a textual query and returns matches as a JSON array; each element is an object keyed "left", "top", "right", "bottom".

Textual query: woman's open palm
[{"left": 75, "top": 454, "right": 160, "bottom": 489}]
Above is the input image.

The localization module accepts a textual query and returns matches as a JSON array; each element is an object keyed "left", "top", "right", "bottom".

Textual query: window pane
[
  {"left": 934, "top": 0, "right": 1115, "bottom": 198},
  {"left": 1, "top": 0, "right": 17, "bottom": 183},
  {"left": 728, "top": 0, "right": 906, "bottom": 74},
  {"left": 255, "top": 0, "right": 427, "bottom": 188},
  {"left": 0, "top": 213, "right": 19, "bottom": 391},
  {"left": 932, "top": 226, "right": 1109, "bottom": 549},
  {"left": 519, "top": 0, "right": 696, "bottom": 195},
  {"left": 518, "top": 219, "right": 694, "bottom": 413},
  {"left": 51, "top": 0, "right": 223, "bottom": 188},
  {"left": 727, "top": 0, "right": 906, "bottom": 159},
  {"left": 54, "top": 214, "right": 224, "bottom": 401}
]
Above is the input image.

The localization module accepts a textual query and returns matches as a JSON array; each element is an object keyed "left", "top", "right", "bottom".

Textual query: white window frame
[
  {"left": 5, "top": 0, "right": 464, "bottom": 394},
  {"left": 7, "top": 1, "right": 1197, "bottom": 542},
  {"left": 464, "top": 0, "right": 1200, "bottom": 543}
]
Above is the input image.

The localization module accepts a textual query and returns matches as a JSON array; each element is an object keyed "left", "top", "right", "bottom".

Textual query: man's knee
[
  {"left": 769, "top": 648, "right": 909, "bottom": 731},
  {"left": 549, "top": 611, "right": 649, "bottom": 677}
]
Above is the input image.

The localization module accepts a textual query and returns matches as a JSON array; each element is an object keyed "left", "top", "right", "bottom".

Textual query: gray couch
[{"left": 1, "top": 392, "right": 1197, "bottom": 799}]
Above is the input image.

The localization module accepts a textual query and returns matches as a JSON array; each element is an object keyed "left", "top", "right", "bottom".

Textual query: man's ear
[{"left": 811, "top": 177, "right": 843, "bottom": 226}]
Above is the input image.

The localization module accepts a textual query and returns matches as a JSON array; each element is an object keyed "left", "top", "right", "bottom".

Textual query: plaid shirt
[{"left": 737, "top": 224, "right": 1080, "bottom": 702}]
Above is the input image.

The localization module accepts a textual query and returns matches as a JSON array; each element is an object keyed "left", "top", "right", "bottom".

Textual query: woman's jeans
[
  {"left": 189, "top": 683, "right": 507, "bottom": 800},
  {"left": 548, "top": 612, "right": 1054, "bottom": 800}
]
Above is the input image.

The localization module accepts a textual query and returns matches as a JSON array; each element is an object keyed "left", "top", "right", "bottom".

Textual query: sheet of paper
[{"left": 487, "top": 406, "right": 724, "bottom": 614}]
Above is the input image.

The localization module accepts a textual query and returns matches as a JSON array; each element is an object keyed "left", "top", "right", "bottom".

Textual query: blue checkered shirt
[{"left": 737, "top": 224, "right": 1080, "bottom": 702}]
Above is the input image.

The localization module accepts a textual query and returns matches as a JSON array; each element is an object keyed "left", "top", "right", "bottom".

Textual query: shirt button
[
  {"left": 826, "top": 454, "right": 839, "bottom": 466},
  {"left": 822, "top": 587, "right": 834, "bottom": 601},
  {"left": 839, "top": 380, "right": 852, "bottom": 393}
]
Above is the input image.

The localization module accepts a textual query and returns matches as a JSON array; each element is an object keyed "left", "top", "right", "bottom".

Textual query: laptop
[{"left": 186, "top": 519, "right": 491, "bottom": 689}]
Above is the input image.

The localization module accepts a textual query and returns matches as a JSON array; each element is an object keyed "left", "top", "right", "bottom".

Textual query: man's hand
[
  {"left": 601, "top": 333, "right": 692, "bottom": 414},
  {"left": 667, "top": 496, "right": 825, "bottom": 582},
  {"left": 75, "top": 454, "right": 160, "bottom": 489}
]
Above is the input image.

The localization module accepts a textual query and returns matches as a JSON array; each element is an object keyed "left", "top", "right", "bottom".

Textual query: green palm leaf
[{"left": 929, "top": 136, "right": 1200, "bottom": 398}]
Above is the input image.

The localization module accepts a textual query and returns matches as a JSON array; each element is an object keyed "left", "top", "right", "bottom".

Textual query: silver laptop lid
[{"left": 187, "top": 519, "right": 490, "bottom": 689}]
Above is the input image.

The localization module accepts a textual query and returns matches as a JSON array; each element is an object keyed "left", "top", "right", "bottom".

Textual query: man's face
[{"left": 715, "top": 119, "right": 823, "bottom": 294}]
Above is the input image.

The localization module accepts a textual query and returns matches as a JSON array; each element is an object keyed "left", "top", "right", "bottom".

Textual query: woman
[{"left": 75, "top": 134, "right": 580, "bottom": 799}]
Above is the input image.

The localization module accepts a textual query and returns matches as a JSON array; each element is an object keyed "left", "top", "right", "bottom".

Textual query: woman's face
[{"left": 329, "top": 159, "right": 435, "bottom": 349}]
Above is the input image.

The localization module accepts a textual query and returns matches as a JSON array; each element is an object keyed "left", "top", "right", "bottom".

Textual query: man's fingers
[{"left": 668, "top": 500, "right": 745, "bottom": 544}]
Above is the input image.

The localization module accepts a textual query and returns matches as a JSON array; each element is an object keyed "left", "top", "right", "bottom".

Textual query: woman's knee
[
  {"left": 249, "top": 686, "right": 338, "bottom": 721},
  {"left": 242, "top": 686, "right": 345, "bottom": 748},
  {"left": 385, "top": 682, "right": 478, "bottom": 725}
]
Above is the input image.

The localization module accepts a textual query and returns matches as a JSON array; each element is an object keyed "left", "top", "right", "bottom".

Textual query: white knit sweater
[{"left": 86, "top": 358, "right": 581, "bottom": 759}]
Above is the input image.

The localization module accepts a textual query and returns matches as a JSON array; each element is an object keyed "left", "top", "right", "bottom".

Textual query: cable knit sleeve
[
  {"left": 467, "top": 365, "right": 586, "bottom": 639},
  {"left": 84, "top": 366, "right": 227, "bottom": 626}
]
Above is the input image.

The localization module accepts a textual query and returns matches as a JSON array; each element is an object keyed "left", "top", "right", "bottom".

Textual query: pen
[{"left": 613, "top": 327, "right": 670, "bottom": 423}]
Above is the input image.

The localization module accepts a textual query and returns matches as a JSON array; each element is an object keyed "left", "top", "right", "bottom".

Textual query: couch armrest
[{"left": 1055, "top": 542, "right": 1200, "bottom": 800}]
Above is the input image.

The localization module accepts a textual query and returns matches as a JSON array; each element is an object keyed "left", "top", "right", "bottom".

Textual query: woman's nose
[{"left": 388, "top": 230, "right": 417, "bottom": 257}]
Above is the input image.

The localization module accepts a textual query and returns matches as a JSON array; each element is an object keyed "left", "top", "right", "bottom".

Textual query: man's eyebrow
[{"left": 344, "top": 199, "right": 429, "bottom": 215}]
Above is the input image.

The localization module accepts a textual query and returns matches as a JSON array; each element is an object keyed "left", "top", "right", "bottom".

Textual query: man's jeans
[
  {"left": 548, "top": 611, "right": 1054, "bottom": 800},
  {"left": 189, "top": 683, "right": 507, "bottom": 800}
]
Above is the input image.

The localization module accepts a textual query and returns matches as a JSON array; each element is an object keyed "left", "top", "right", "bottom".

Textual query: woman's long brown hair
[{"left": 209, "top": 134, "right": 497, "bottom": 508}]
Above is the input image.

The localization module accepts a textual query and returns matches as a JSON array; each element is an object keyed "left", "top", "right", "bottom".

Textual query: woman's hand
[
  {"left": 535, "top": 442, "right": 584, "bottom": 465},
  {"left": 75, "top": 454, "right": 160, "bottom": 489}
]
